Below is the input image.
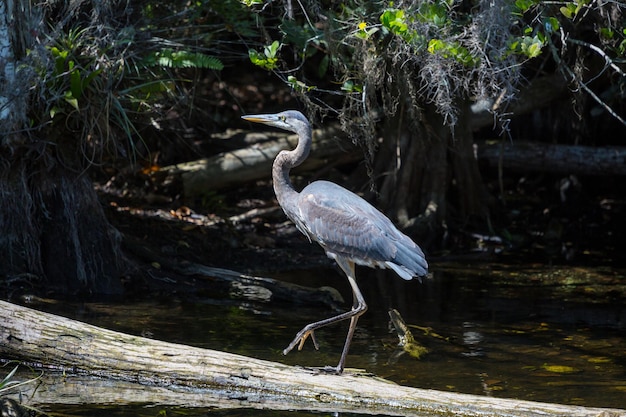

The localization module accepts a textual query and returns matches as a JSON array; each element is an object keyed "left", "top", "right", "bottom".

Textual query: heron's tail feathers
[{"left": 387, "top": 239, "right": 428, "bottom": 281}]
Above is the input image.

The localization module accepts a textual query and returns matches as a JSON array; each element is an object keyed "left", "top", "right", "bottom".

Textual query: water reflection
[
  {"left": 18, "top": 262, "right": 626, "bottom": 412},
  {"left": 461, "top": 322, "right": 484, "bottom": 357}
]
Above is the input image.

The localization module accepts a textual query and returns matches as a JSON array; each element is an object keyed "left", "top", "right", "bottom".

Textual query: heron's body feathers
[{"left": 286, "top": 180, "right": 427, "bottom": 280}]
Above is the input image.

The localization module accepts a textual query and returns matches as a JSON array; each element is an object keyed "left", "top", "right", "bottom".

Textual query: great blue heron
[{"left": 241, "top": 110, "right": 428, "bottom": 374}]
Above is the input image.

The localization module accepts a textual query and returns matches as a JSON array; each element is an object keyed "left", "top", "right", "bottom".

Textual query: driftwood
[
  {"left": 476, "top": 141, "right": 626, "bottom": 176},
  {"left": 159, "top": 126, "right": 360, "bottom": 197},
  {"left": 1, "top": 300, "right": 624, "bottom": 417}
]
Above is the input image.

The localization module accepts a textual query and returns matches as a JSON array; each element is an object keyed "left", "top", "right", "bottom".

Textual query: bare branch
[
  {"left": 565, "top": 37, "right": 625, "bottom": 77},
  {"left": 549, "top": 31, "right": 626, "bottom": 128}
]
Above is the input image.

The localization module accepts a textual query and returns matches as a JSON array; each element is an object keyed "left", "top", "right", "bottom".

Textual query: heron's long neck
[{"left": 272, "top": 127, "right": 312, "bottom": 212}]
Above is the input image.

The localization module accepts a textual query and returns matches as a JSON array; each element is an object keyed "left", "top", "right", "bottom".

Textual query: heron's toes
[
  {"left": 297, "top": 329, "right": 319, "bottom": 350},
  {"left": 283, "top": 328, "right": 320, "bottom": 355}
]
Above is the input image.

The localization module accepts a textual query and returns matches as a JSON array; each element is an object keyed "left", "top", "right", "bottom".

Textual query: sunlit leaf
[
  {"left": 587, "top": 357, "right": 611, "bottom": 364},
  {"left": 64, "top": 91, "right": 79, "bottom": 111},
  {"left": 542, "top": 364, "right": 579, "bottom": 373}
]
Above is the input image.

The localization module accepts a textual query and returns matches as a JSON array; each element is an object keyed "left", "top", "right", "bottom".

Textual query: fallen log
[
  {"left": 476, "top": 141, "right": 626, "bottom": 176},
  {"left": 159, "top": 126, "right": 361, "bottom": 197},
  {"left": 161, "top": 135, "right": 626, "bottom": 203},
  {"left": 1, "top": 300, "right": 623, "bottom": 417}
]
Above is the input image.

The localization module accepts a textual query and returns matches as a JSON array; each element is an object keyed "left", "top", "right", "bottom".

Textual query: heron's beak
[{"left": 241, "top": 114, "right": 279, "bottom": 125}]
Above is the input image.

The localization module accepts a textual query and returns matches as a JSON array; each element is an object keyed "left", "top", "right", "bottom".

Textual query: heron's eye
[{"left": 280, "top": 116, "right": 286, "bottom": 122}]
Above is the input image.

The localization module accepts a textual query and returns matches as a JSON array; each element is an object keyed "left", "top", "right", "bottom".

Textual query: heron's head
[{"left": 241, "top": 110, "right": 309, "bottom": 134}]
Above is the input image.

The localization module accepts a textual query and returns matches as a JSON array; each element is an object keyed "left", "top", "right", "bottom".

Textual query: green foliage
[
  {"left": 427, "top": 39, "right": 478, "bottom": 66},
  {"left": 0, "top": 364, "right": 20, "bottom": 392},
  {"left": 0, "top": 363, "right": 42, "bottom": 394},
  {"left": 341, "top": 79, "right": 363, "bottom": 93},
  {"left": 514, "top": 0, "right": 538, "bottom": 14},
  {"left": 509, "top": 34, "right": 545, "bottom": 59},
  {"left": 248, "top": 40, "right": 281, "bottom": 70},
  {"left": 241, "top": 0, "right": 626, "bottom": 132},
  {"left": 619, "top": 29, "right": 626, "bottom": 56},
  {"left": 239, "top": 0, "right": 263, "bottom": 6},
  {"left": 418, "top": 1, "right": 451, "bottom": 27},
  {"left": 379, "top": 5, "right": 480, "bottom": 65},
  {"left": 287, "top": 76, "right": 316, "bottom": 92},
  {"left": 380, "top": 8, "right": 411, "bottom": 41},
  {"left": 143, "top": 49, "right": 224, "bottom": 70},
  {"left": 544, "top": 16, "right": 560, "bottom": 34},
  {"left": 45, "top": 27, "right": 104, "bottom": 115},
  {"left": 355, "top": 22, "right": 379, "bottom": 40},
  {"left": 559, "top": 0, "right": 590, "bottom": 19}
]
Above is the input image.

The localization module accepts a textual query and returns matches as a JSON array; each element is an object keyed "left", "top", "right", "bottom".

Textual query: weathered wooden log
[
  {"left": 1, "top": 300, "right": 623, "bottom": 417},
  {"left": 476, "top": 141, "right": 626, "bottom": 175},
  {"left": 159, "top": 126, "right": 360, "bottom": 197}
]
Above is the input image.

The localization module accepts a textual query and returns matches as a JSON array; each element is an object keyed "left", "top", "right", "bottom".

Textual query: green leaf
[
  {"left": 70, "top": 67, "right": 83, "bottom": 100},
  {"left": 427, "top": 39, "right": 445, "bottom": 54},
  {"left": 287, "top": 75, "right": 316, "bottom": 92},
  {"left": 341, "top": 80, "right": 363, "bottom": 93},
  {"left": 520, "top": 35, "right": 544, "bottom": 58},
  {"left": 144, "top": 49, "right": 224, "bottom": 70},
  {"left": 515, "top": 0, "right": 536, "bottom": 13},
  {"left": 527, "top": 42, "right": 541, "bottom": 57},
  {"left": 64, "top": 90, "right": 79, "bottom": 111},
  {"left": 599, "top": 27, "right": 614, "bottom": 39},
  {"left": 544, "top": 17, "right": 560, "bottom": 33},
  {"left": 380, "top": 8, "right": 408, "bottom": 36},
  {"left": 560, "top": 3, "right": 576, "bottom": 19},
  {"left": 542, "top": 364, "right": 580, "bottom": 374},
  {"left": 264, "top": 40, "right": 280, "bottom": 58},
  {"left": 248, "top": 48, "right": 278, "bottom": 71}
]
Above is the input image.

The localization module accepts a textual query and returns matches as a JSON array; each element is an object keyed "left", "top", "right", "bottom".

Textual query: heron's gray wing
[{"left": 295, "top": 181, "right": 427, "bottom": 279}]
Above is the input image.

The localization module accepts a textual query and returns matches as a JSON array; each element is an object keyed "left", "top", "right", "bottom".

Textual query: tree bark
[
  {"left": 375, "top": 106, "right": 454, "bottom": 246},
  {"left": 1, "top": 300, "right": 623, "bottom": 417},
  {"left": 476, "top": 141, "right": 626, "bottom": 175},
  {"left": 451, "top": 104, "right": 491, "bottom": 220}
]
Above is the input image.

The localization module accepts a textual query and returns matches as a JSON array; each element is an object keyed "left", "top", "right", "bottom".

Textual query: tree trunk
[
  {"left": 376, "top": 106, "right": 481, "bottom": 247},
  {"left": 0, "top": 159, "right": 124, "bottom": 294},
  {"left": 450, "top": 103, "right": 491, "bottom": 221},
  {"left": 0, "top": 1, "right": 125, "bottom": 294},
  {"left": 2, "top": 300, "right": 623, "bottom": 417}
]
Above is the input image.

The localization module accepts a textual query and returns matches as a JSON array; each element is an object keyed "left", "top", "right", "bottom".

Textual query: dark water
[{"left": 7, "top": 262, "right": 626, "bottom": 415}]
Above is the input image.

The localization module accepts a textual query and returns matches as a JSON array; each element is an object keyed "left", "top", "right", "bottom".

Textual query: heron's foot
[
  {"left": 320, "top": 364, "right": 342, "bottom": 374},
  {"left": 283, "top": 327, "right": 319, "bottom": 355},
  {"left": 298, "top": 365, "right": 343, "bottom": 375}
]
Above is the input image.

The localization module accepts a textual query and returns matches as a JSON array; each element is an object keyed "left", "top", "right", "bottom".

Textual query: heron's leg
[
  {"left": 332, "top": 260, "right": 367, "bottom": 374},
  {"left": 283, "top": 258, "right": 367, "bottom": 374},
  {"left": 282, "top": 296, "right": 364, "bottom": 355}
]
